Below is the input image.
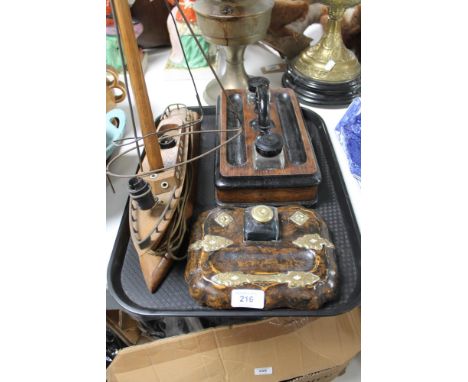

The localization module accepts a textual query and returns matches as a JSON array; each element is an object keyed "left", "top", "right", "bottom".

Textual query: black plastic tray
[{"left": 107, "top": 106, "right": 360, "bottom": 318}]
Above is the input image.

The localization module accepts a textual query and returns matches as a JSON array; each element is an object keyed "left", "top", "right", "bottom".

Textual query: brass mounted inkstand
[{"left": 282, "top": 0, "right": 361, "bottom": 107}]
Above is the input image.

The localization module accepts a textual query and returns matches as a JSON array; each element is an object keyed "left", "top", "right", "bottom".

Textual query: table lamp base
[{"left": 282, "top": 64, "right": 360, "bottom": 108}]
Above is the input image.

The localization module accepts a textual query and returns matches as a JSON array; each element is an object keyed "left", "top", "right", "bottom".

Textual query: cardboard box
[
  {"left": 106, "top": 310, "right": 144, "bottom": 346},
  {"left": 107, "top": 308, "right": 360, "bottom": 382}
]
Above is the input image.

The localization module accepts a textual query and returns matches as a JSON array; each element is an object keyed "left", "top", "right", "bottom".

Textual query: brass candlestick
[
  {"left": 283, "top": 0, "right": 361, "bottom": 107},
  {"left": 194, "top": 0, "right": 274, "bottom": 105}
]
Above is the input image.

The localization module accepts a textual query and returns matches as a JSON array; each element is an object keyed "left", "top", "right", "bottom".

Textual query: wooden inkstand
[{"left": 215, "top": 77, "right": 321, "bottom": 205}]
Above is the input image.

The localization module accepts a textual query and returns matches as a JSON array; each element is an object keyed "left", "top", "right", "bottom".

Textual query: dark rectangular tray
[{"left": 107, "top": 106, "right": 360, "bottom": 318}]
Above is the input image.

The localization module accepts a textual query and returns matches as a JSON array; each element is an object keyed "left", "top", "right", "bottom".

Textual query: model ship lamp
[
  {"left": 193, "top": 0, "right": 274, "bottom": 105},
  {"left": 185, "top": 205, "right": 338, "bottom": 310},
  {"left": 282, "top": 0, "right": 361, "bottom": 107},
  {"left": 215, "top": 76, "right": 321, "bottom": 205},
  {"left": 107, "top": 0, "right": 201, "bottom": 293}
]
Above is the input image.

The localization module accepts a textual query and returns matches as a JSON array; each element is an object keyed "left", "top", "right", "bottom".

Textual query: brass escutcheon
[
  {"left": 293, "top": 233, "right": 335, "bottom": 251},
  {"left": 211, "top": 271, "right": 320, "bottom": 288}
]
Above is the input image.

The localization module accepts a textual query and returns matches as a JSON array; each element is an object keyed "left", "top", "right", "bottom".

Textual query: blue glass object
[{"left": 335, "top": 97, "right": 361, "bottom": 182}]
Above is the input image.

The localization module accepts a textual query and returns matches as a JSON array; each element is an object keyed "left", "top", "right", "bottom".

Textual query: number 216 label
[{"left": 231, "top": 289, "right": 265, "bottom": 309}]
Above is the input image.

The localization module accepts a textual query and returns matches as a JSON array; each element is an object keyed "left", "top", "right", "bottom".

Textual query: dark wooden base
[
  {"left": 215, "top": 186, "right": 318, "bottom": 206},
  {"left": 282, "top": 64, "right": 360, "bottom": 108}
]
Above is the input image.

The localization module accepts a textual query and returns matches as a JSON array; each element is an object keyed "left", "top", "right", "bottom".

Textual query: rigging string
[
  {"left": 152, "top": 158, "right": 194, "bottom": 260},
  {"left": 114, "top": 128, "right": 244, "bottom": 147},
  {"left": 137, "top": 128, "right": 194, "bottom": 257},
  {"left": 107, "top": 127, "right": 241, "bottom": 178}
]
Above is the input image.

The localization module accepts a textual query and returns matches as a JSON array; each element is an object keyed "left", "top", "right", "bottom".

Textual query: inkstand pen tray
[{"left": 107, "top": 106, "right": 360, "bottom": 318}]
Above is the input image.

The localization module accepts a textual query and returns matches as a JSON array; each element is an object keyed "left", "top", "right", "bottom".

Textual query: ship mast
[{"left": 111, "top": 0, "right": 163, "bottom": 170}]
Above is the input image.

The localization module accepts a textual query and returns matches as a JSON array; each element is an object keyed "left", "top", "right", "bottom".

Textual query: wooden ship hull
[{"left": 129, "top": 106, "right": 200, "bottom": 292}]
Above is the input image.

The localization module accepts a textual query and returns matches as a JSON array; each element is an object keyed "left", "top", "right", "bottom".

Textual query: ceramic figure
[{"left": 166, "top": 0, "right": 214, "bottom": 69}]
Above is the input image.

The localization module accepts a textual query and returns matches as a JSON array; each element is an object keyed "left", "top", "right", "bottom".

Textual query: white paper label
[
  {"left": 254, "top": 367, "right": 273, "bottom": 376},
  {"left": 261, "top": 63, "right": 285, "bottom": 74},
  {"left": 231, "top": 289, "right": 265, "bottom": 309},
  {"left": 324, "top": 59, "right": 336, "bottom": 71}
]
